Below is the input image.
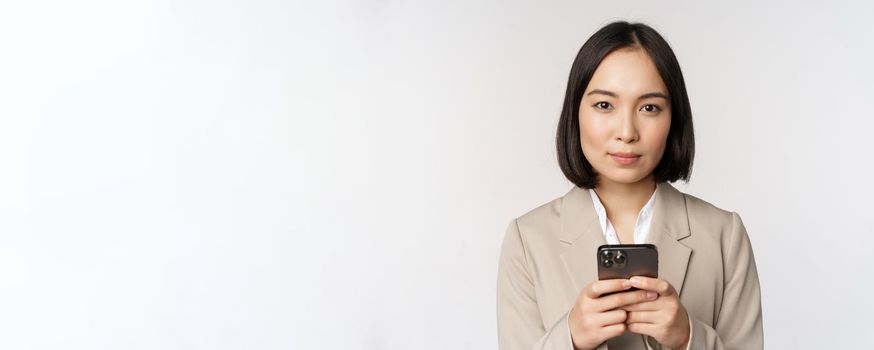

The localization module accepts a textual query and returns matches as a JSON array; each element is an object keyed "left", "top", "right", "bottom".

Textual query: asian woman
[{"left": 496, "top": 21, "right": 763, "bottom": 350}]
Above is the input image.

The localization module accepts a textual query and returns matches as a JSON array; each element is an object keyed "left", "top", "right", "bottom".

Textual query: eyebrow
[{"left": 586, "top": 89, "right": 669, "bottom": 101}]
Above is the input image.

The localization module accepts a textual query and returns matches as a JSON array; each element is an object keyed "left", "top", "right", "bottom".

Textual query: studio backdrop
[{"left": 0, "top": 0, "right": 872, "bottom": 349}]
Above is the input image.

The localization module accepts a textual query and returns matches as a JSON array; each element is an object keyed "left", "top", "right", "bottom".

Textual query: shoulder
[
  {"left": 516, "top": 195, "right": 563, "bottom": 228},
  {"left": 503, "top": 189, "right": 570, "bottom": 246},
  {"left": 681, "top": 190, "right": 735, "bottom": 224},
  {"left": 510, "top": 195, "right": 563, "bottom": 239},
  {"left": 676, "top": 188, "right": 749, "bottom": 247}
]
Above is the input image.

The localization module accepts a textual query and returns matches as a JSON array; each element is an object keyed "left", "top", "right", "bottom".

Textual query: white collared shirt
[{"left": 588, "top": 188, "right": 657, "bottom": 244}]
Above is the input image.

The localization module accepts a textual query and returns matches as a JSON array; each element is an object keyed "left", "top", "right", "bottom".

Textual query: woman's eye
[
  {"left": 594, "top": 101, "right": 612, "bottom": 110},
  {"left": 641, "top": 104, "right": 661, "bottom": 113}
]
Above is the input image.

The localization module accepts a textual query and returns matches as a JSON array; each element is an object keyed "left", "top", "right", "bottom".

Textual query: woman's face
[{"left": 579, "top": 47, "right": 672, "bottom": 187}]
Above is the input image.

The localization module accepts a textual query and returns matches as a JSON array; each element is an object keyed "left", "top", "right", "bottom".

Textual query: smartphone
[{"left": 597, "top": 244, "right": 658, "bottom": 282}]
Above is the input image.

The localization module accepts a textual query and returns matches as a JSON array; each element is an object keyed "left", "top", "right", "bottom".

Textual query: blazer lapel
[
  {"left": 558, "top": 182, "right": 693, "bottom": 296},
  {"left": 558, "top": 186, "right": 604, "bottom": 292},
  {"left": 647, "top": 182, "right": 692, "bottom": 295}
]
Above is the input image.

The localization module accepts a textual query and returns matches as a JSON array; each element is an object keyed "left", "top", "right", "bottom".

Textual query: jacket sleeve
[
  {"left": 497, "top": 219, "right": 578, "bottom": 350},
  {"left": 685, "top": 212, "right": 764, "bottom": 349}
]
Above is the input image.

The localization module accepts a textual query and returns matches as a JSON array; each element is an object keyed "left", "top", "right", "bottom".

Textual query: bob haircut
[{"left": 556, "top": 21, "right": 695, "bottom": 189}]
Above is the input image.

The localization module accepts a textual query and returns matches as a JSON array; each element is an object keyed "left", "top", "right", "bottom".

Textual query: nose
[{"left": 616, "top": 109, "right": 639, "bottom": 143}]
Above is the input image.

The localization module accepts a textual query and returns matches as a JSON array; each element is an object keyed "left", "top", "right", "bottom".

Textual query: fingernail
[
  {"left": 630, "top": 277, "right": 641, "bottom": 287},
  {"left": 646, "top": 291, "right": 657, "bottom": 300}
]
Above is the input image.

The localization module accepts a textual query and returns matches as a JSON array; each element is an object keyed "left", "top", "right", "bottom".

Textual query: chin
[{"left": 599, "top": 170, "right": 651, "bottom": 185}]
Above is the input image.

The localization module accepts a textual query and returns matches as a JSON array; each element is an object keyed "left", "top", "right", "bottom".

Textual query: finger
[
  {"left": 625, "top": 310, "right": 661, "bottom": 324},
  {"left": 626, "top": 322, "right": 659, "bottom": 337},
  {"left": 620, "top": 300, "right": 661, "bottom": 312},
  {"left": 601, "top": 323, "right": 626, "bottom": 339},
  {"left": 629, "top": 276, "right": 675, "bottom": 296},
  {"left": 597, "top": 289, "right": 658, "bottom": 311},
  {"left": 593, "top": 309, "right": 627, "bottom": 326},
  {"left": 585, "top": 279, "right": 632, "bottom": 298}
]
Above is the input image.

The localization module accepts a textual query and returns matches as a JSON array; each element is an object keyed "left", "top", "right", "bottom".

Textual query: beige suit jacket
[{"left": 496, "top": 182, "right": 763, "bottom": 350}]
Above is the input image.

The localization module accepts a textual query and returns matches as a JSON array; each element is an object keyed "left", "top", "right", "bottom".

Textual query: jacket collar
[{"left": 558, "top": 182, "right": 693, "bottom": 295}]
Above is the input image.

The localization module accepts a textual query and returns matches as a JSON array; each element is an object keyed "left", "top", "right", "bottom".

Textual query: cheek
[
  {"left": 578, "top": 114, "right": 610, "bottom": 149},
  {"left": 643, "top": 117, "right": 671, "bottom": 154}
]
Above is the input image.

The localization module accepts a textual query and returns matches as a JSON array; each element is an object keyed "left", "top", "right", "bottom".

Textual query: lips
[
  {"left": 609, "top": 152, "right": 641, "bottom": 158},
  {"left": 609, "top": 152, "right": 641, "bottom": 165}
]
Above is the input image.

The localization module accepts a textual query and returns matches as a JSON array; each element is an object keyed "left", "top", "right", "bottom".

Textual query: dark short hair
[{"left": 556, "top": 21, "right": 695, "bottom": 189}]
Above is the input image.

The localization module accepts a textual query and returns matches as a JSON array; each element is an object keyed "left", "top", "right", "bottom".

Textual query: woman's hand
[
  {"left": 621, "top": 276, "right": 690, "bottom": 350},
  {"left": 568, "top": 279, "right": 659, "bottom": 350}
]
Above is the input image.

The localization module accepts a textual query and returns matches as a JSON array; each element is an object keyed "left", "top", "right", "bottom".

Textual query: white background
[{"left": 1, "top": 0, "right": 872, "bottom": 348}]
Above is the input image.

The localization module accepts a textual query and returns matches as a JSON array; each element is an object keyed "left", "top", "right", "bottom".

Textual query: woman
[{"left": 496, "top": 21, "right": 763, "bottom": 350}]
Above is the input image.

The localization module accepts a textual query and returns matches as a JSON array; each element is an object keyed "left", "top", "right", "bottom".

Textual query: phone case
[{"left": 597, "top": 244, "right": 659, "bottom": 280}]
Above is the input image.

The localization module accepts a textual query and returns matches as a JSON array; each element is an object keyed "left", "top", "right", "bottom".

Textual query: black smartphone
[{"left": 597, "top": 244, "right": 658, "bottom": 282}]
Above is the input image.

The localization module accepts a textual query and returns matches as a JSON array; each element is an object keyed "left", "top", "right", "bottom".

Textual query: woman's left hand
[{"left": 620, "top": 276, "right": 690, "bottom": 350}]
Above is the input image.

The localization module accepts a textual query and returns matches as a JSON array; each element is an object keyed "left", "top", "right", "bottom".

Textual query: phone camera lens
[
  {"left": 614, "top": 251, "right": 626, "bottom": 264},
  {"left": 602, "top": 258, "right": 613, "bottom": 268},
  {"left": 600, "top": 250, "right": 613, "bottom": 260}
]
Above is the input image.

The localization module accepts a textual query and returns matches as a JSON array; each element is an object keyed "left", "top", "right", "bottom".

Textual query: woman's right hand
[{"left": 568, "top": 279, "right": 659, "bottom": 350}]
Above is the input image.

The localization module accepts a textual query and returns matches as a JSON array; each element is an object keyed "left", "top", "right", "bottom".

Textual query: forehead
[{"left": 585, "top": 47, "right": 667, "bottom": 97}]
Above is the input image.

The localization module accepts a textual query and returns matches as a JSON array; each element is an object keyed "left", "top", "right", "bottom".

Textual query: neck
[{"left": 593, "top": 175, "right": 657, "bottom": 218}]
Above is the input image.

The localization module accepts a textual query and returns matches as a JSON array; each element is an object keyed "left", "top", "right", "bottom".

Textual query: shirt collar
[{"left": 588, "top": 187, "right": 658, "bottom": 233}]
